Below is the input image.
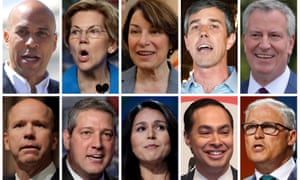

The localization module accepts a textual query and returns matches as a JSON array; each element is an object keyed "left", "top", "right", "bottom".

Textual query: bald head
[{"left": 6, "top": 0, "right": 56, "bottom": 31}]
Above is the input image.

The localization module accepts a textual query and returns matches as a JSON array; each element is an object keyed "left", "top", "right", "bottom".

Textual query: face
[
  {"left": 63, "top": 109, "right": 115, "bottom": 178},
  {"left": 244, "top": 105, "right": 296, "bottom": 168},
  {"left": 4, "top": 2, "right": 57, "bottom": 79},
  {"left": 128, "top": 10, "right": 171, "bottom": 70},
  {"left": 68, "top": 10, "right": 116, "bottom": 72},
  {"left": 4, "top": 99, "right": 57, "bottom": 168},
  {"left": 131, "top": 108, "right": 171, "bottom": 164},
  {"left": 184, "top": 105, "right": 233, "bottom": 172},
  {"left": 184, "top": 7, "right": 235, "bottom": 69},
  {"left": 243, "top": 10, "right": 295, "bottom": 82}
]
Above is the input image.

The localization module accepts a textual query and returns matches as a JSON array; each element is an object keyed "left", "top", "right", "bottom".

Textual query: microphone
[{"left": 96, "top": 83, "right": 109, "bottom": 93}]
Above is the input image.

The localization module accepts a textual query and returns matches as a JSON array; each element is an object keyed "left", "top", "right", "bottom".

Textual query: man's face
[
  {"left": 184, "top": 7, "right": 235, "bottom": 69},
  {"left": 243, "top": 10, "right": 295, "bottom": 83},
  {"left": 4, "top": 1, "right": 57, "bottom": 79},
  {"left": 64, "top": 109, "right": 115, "bottom": 178},
  {"left": 4, "top": 99, "right": 57, "bottom": 169},
  {"left": 184, "top": 105, "right": 233, "bottom": 173},
  {"left": 244, "top": 105, "right": 296, "bottom": 171}
]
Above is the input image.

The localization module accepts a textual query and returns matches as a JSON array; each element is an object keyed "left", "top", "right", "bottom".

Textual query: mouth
[
  {"left": 253, "top": 144, "right": 265, "bottom": 151},
  {"left": 136, "top": 51, "right": 155, "bottom": 56},
  {"left": 144, "top": 144, "right": 159, "bottom": 149},
  {"left": 78, "top": 50, "right": 89, "bottom": 61},
  {"left": 21, "top": 55, "right": 40, "bottom": 62},
  {"left": 255, "top": 53, "right": 275, "bottom": 59},
  {"left": 197, "top": 44, "right": 213, "bottom": 52},
  {"left": 20, "top": 145, "right": 41, "bottom": 151},
  {"left": 87, "top": 154, "right": 104, "bottom": 160}
]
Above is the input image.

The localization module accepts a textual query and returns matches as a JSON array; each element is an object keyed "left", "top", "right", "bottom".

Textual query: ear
[
  {"left": 51, "top": 132, "right": 59, "bottom": 151},
  {"left": 184, "top": 131, "right": 191, "bottom": 147},
  {"left": 184, "top": 35, "right": 191, "bottom": 53},
  {"left": 287, "top": 35, "right": 295, "bottom": 56},
  {"left": 226, "top": 33, "right": 236, "bottom": 50},
  {"left": 63, "top": 130, "right": 71, "bottom": 151},
  {"left": 4, "top": 31, "right": 10, "bottom": 48},
  {"left": 287, "top": 129, "right": 297, "bottom": 146},
  {"left": 107, "top": 40, "right": 118, "bottom": 54},
  {"left": 3, "top": 132, "right": 10, "bottom": 151},
  {"left": 52, "top": 33, "right": 58, "bottom": 52}
]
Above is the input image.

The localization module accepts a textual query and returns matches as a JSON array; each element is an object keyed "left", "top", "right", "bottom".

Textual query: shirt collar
[
  {"left": 255, "top": 157, "right": 295, "bottom": 180},
  {"left": 15, "top": 162, "right": 56, "bottom": 180},
  {"left": 66, "top": 157, "right": 104, "bottom": 180},
  {"left": 248, "top": 66, "right": 290, "bottom": 94},
  {"left": 4, "top": 61, "right": 50, "bottom": 93},
  {"left": 194, "top": 166, "right": 233, "bottom": 180}
]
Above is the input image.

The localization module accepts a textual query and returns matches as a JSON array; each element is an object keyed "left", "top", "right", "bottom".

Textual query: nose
[
  {"left": 24, "top": 124, "right": 35, "bottom": 140},
  {"left": 79, "top": 31, "right": 89, "bottom": 44},
  {"left": 25, "top": 35, "right": 39, "bottom": 48},
  {"left": 138, "top": 32, "right": 150, "bottom": 46},
  {"left": 199, "top": 26, "right": 208, "bottom": 38},
  {"left": 258, "top": 35, "right": 271, "bottom": 50},
  {"left": 91, "top": 134, "right": 103, "bottom": 150},
  {"left": 210, "top": 133, "right": 222, "bottom": 147},
  {"left": 254, "top": 126, "right": 265, "bottom": 139},
  {"left": 147, "top": 127, "right": 156, "bottom": 140}
]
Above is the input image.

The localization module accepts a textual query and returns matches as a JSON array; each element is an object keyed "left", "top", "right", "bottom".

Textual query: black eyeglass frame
[{"left": 242, "top": 122, "right": 293, "bottom": 136}]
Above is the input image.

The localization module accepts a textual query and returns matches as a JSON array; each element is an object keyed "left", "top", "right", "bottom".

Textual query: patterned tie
[
  {"left": 260, "top": 175, "right": 277, "bottom": 180},
  {"left": 257, "top": 87, "right": 269, "bottom": 93}
]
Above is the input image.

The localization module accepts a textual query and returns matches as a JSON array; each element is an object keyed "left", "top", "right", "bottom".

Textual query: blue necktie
[{"left": 260, "top": 175, "right": 277, "bottom": 180}]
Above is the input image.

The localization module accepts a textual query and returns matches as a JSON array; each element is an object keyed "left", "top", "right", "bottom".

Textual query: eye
[
  {"left": 209, "top": 24, "right": 219, "bottom": 29},
  {"left": 14, "top": 123, "right": 24, "bottom": 128},
  {"left": 154, "top": 124, "right": 166, "bottom": 131},
  {"left": 36, "top": 31, "right": 49, "bottom": 38},
  {"left": 136, "top": 126, "right": 146, "bottom": 132},
  {"left": 150, "top": 29, "right": 161, "bottom": 35},
  {"left": 129, "top": 29, "right": 140, "bottom": 35},
  {"left": 16, "top": 28, "right": 29, "bottom": 37},
  {"left": 70, "top": 29, "right": 81, "bottom": 35}
]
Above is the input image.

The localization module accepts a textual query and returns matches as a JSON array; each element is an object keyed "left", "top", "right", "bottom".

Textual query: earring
[{"left": 167, "top": 49, "right": 174, "bottom": 59}]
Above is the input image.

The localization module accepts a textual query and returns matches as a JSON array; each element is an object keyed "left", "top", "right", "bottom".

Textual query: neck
[
  {"left": 195, "top": 162, "right": 229, "bottom": 180},
  {"left": 14, "top": 160, "right": 52, "bottom": 180},
  {"left": 193, "top": 63, "right": 229, "bottom": 93},
  {"left": 139, "top": 161, "right": 169, "bottom": 180}
]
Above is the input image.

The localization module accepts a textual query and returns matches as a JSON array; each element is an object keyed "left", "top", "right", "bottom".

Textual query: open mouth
[
  {"left": 80, "top": 50, "right": 89, "bottom": 57},
  {"left": 136, "top": 51, "right": 155, "bottom": 56},
  {"left": 21, "top": 55, "right": 40, "bottom": 62},
  {"left": 197, "top": 44, "right": 213, "bottom": 52},
  {"left": 255, "top": 54, "right": 274, "bottom": 59},
  {"left": 87, "top": 154, "right": 104, "bottom": 159}
]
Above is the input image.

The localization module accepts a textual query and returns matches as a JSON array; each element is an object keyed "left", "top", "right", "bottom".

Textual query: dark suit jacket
[
  {"left": 4, "top": 168, "right": 59, "bottom": 180},
  {"left": 241, "top": 71, "right": 297, "bottom": 93},
  {"left": 244, "top": 165, "right": 297, "bottom": 180},
  {"left": 3, "top": 65, "right": 59, "bottom": 93},
  {"left": 63, "top": 155, "right": 117, "bottom": 180},
  {"left": 181, "top": 166, "right": 237, "bottom": 180}
]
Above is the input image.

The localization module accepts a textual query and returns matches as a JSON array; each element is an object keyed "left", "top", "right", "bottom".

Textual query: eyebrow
[
  {"left": 134, "top": 120, "right": 166, "bottom": 126},
  {"left": 189, "top": 18, "right": 222, "bottom": 26}
]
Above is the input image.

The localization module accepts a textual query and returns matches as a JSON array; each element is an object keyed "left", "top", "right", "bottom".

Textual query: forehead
[
  {"left": 192, "top": 105, "right": 231, "bottom": 127},
  {"left": 71, "top": 10, "right": 105, "bottom": 26},
  {"left": 75, "top": 109, "right": 113, "bottom": 128},
  {"left": 189, "top": 7, "right": 226, "bottom": 24},
  {"left": 8, "top": 99, "right": 50, "bottom": 122},
  {"left": 247, "top": 104, "right": 284, "bottom": 123},
  {"left": 134, "top": 108, "right": 166, "bottom": 124},
  {"left": 8, "top": 3, "right": 55, "bottom": 30}
]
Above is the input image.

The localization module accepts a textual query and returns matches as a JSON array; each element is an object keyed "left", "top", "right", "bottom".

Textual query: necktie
[
  {"left": 260, "top": 175, "right": 277, "bottom": 180},
  {"left": 257, "top": 87, "right": 269, "bottom": 93}
]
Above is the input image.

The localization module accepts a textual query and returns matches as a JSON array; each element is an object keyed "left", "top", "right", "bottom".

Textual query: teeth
[
  {"left": 256, "top": 54, "right": 273, "bottom": 58},
  {"left": 209, "top": 151, "right": 222, "bottom": 155},
  {"left": 89, "top": 154, "right": 104, "bottom": 159},
  {"left": 137, "top": 51, "right": 154, "bottom": 56},
  {"left": 23, "top": 57, "right": 38, "bottom": 62},
  {"left": 197, "top": 44, "right": 212, "bottom": 51}
]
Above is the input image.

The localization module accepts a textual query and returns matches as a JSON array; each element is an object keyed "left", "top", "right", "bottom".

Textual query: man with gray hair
[
  {"left": 241, "top": 0, "right": 296, "bottom": 94},
  {"left": 63, "top": 98, "right": 118, "bottom": 180},
  {"left": 242, "top": 98, "right": 297, "bottom": 179}
]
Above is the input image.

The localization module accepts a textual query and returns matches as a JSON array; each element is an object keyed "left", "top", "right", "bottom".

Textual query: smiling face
[
  {"left": 243, "top": 9, "right": 295, "bottom": 83},
  {"left": 63, "top": 109, "right": 115, "bottom": 179},
  {"left": 184, "top": 7, "right": 235, "bottom": 69},
  {"left": 184, "top": 105, "right": 233, "bottom": 173},
  {"left": 128, "top": 10, "right": 171, "bottom": 70},
  {"left": 68, "top": 10, "right": 115, "bottom": 72},
  {"left": 4, "top": 1, "right": 57, "bottom": 80},
  {"left": 130, "top": 108, "right": 171, "bottom": 165},
  {"left": 4, "top": 99, "right": 57, "bottom": 170},
  {"left": 244, "top": 104, "right": 296, "bottom": 172}
]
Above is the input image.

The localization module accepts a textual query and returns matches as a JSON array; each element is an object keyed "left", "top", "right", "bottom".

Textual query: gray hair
[
  {"left": 67, "top": 98, "right": 117, "bottom": 134},
  {"left": 245, "top": 98, "right": 295, "bottom": 129},
  {"left": 242, "top": 0, "right": 295, "bottom": 38},
  {"left": 183, "top": 0, "right": 235, "bottom": 36}
]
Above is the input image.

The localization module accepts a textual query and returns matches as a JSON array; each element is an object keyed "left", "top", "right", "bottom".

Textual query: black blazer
[
  {"left": 63, "top": 155, "right": 117, "bottom": 180},
  {"left": 181, "top": 166, "right": 237, "bottom": 180},
  {"left": 3, "top": 64, "right": 59, "bottom": 93}
]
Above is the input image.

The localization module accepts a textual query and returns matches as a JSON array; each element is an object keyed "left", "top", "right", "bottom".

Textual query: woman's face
[
  {"left": 68, "top": 10, "right": 115, "bottom": 72},
  {"left": 128, "top": 10, "right": 171, "bottom": 70},
  {"left": 130, "top": 108, "right": 171, "bottom": 164}
]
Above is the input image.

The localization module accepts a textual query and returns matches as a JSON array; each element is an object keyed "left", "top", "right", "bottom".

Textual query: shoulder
[{"left": 241, "top": 79, "right": 249, "bottom": 93}]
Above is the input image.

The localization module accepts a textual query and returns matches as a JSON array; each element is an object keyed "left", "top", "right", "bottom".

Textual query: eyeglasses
[
  {"left": 69, "top": 25, "right": 106, "bottom": 39},
  {"left": 242, "top": 122, "right": 292, "bottom": 136}
]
